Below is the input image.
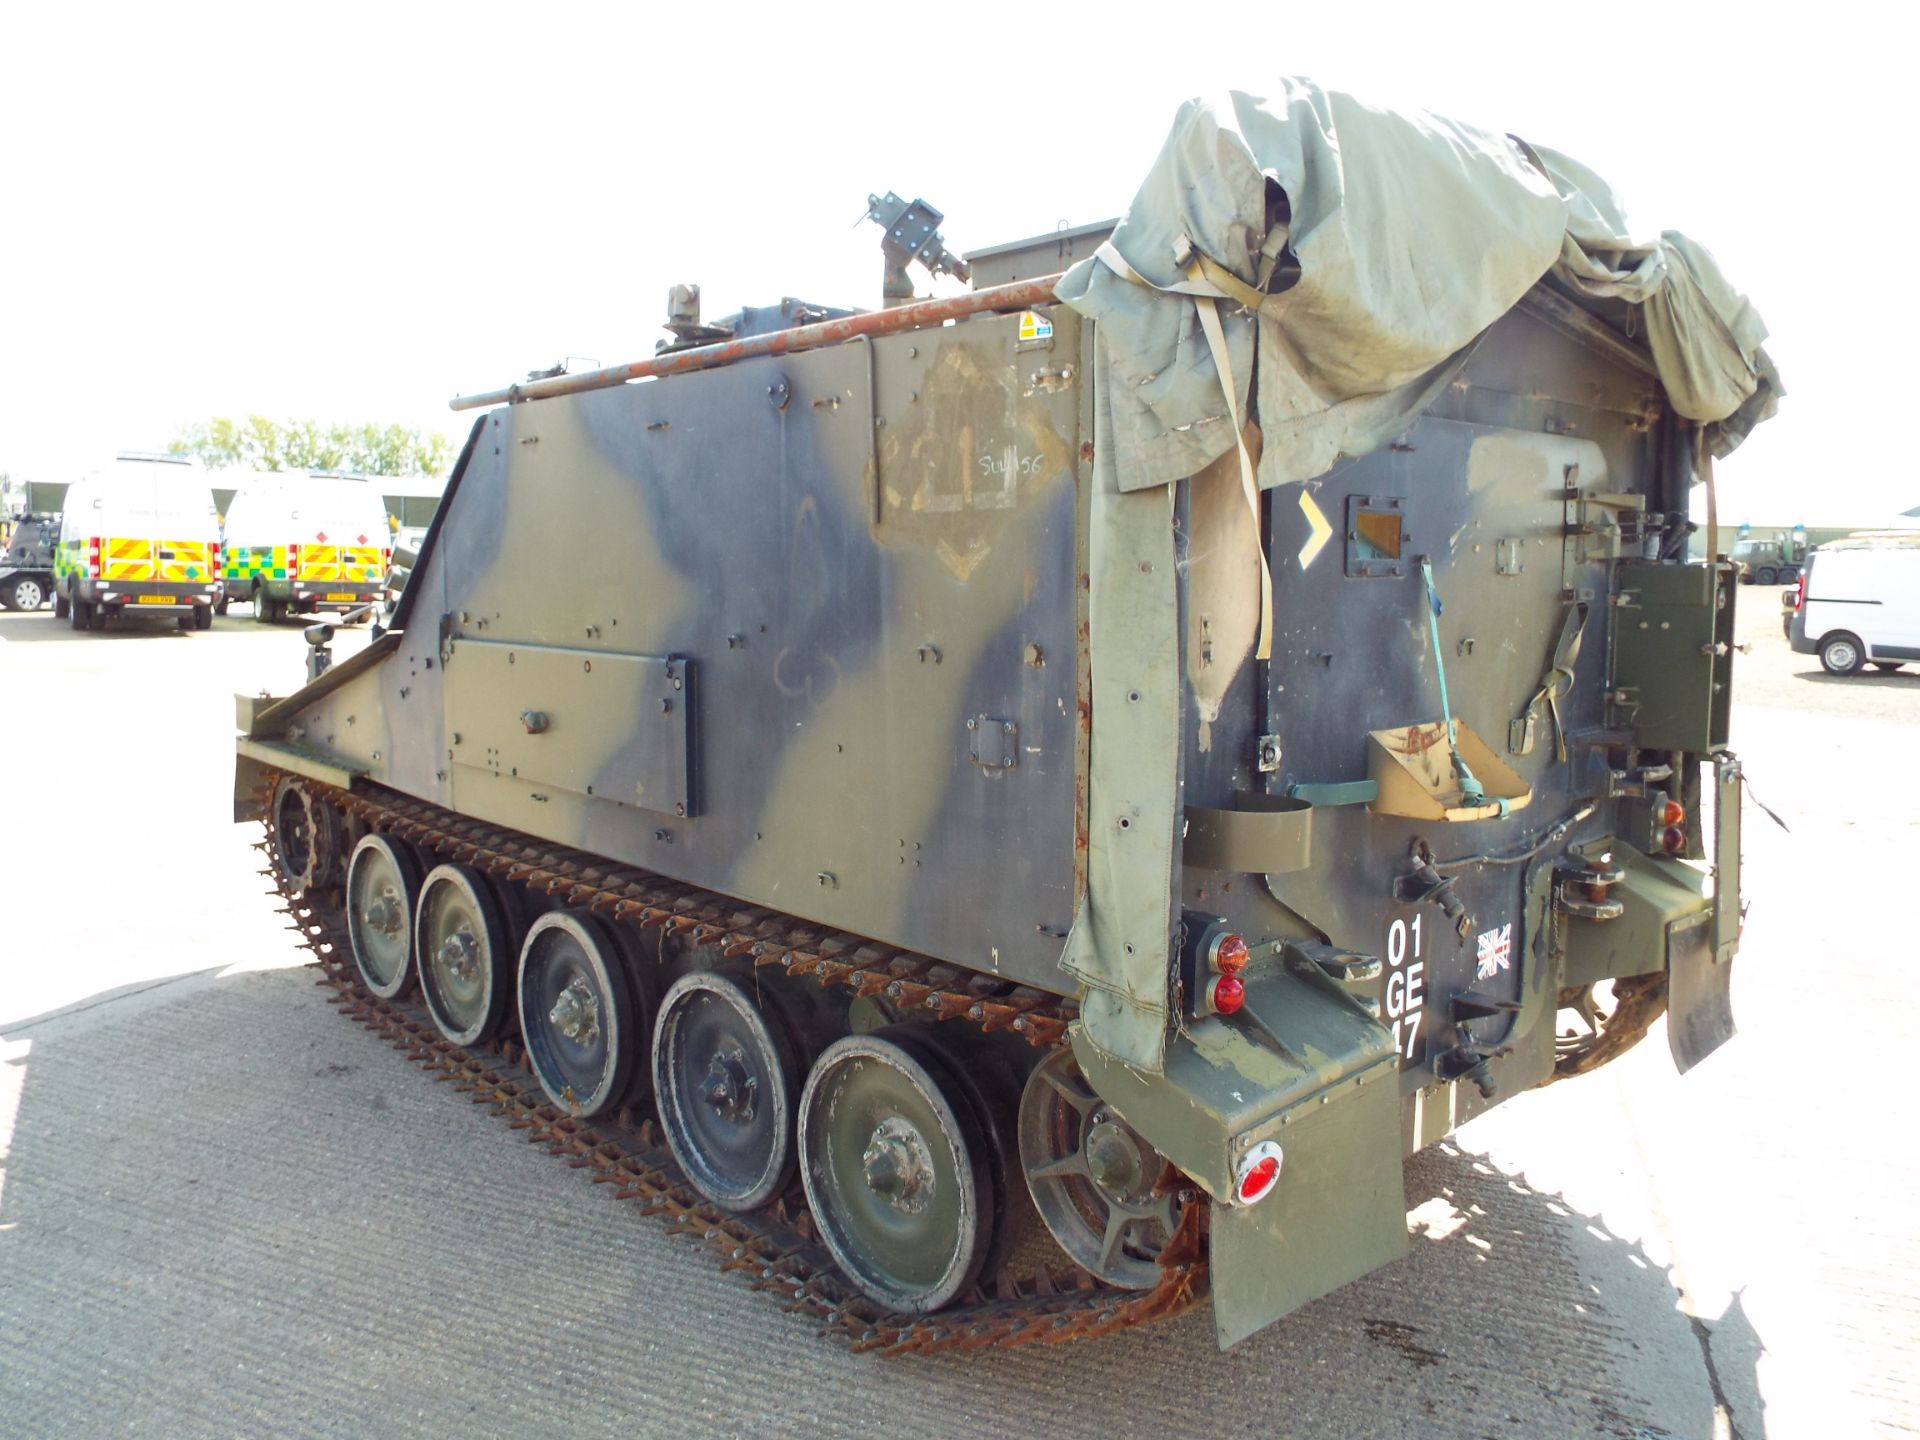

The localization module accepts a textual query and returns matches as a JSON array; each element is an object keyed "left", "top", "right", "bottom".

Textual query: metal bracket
[{"left": 967, "top": 716, "right": 1017, "bottom": 771}]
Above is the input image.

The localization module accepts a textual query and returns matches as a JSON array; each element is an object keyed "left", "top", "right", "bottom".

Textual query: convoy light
[
  {"left": 1658, "top": 799, "right": 1685, "bottom": 829},
  {"left": 1234, "top": 1140, "right": 1284, "bottom": 1205},
  {"left": 1661, "top": 825, "right": 1686, "bottom": 854},
  {"left": 1209, "top": 974, "right": 1246, "bottom": 1016}
]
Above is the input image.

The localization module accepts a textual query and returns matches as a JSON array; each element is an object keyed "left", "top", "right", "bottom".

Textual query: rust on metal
[
  {"left": 449, "top": 275, "right": 1066, "bottom": 412},
  {"left": 257, "top": 768, "right": 1206, "bottom": 1353}
]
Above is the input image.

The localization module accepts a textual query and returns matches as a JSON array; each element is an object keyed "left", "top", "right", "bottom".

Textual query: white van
[
  {"left": 220, "top": 472, "right": 391, "bottom": 623},
  {"left": 1788, "top": 539, "right": 1920, "bottom": 674},
  {"left": 54, "top": 454, "right": 220, "bottom": 632}
]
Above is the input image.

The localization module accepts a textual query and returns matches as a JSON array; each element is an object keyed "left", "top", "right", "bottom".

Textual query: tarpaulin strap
[
  {"left": 1419, "top": 558, "right": 1502, "bottom": 816},
  {"left": 1513, "top": 601, "right": 1589, "bottom": 763},
  {"left": 1095, "top": 240, "right": 1274, "bottom": 660}
]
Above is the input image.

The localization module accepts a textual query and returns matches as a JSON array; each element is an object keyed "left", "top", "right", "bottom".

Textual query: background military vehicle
[
  {"left": 0, "top": 514, "right": 60, "bottom": 610},
  {"left": 1730, "top": 528, "right": 1808, "bottom": 586},
  {"left": 236, "top": 83, "right": 1774, "bottom": 1352}
]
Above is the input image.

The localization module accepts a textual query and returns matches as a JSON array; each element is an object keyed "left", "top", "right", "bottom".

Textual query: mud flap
[
  {"left": 1667, "top": 753, "right": 1741, "bottom": 1072},
  {"left": 1072, "top": 967, "right": 1407, "bottom": 1349},
  {"left": 1210, "top": 1058, "right": 1406, "bottom": 1348}
]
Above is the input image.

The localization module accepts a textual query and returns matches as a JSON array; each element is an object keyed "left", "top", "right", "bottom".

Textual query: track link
[{"left": 259, "top": 770, "right": 1209, "bottom": 1355}]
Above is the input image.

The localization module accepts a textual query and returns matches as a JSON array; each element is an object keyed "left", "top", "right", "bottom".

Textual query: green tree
[{"left": 169, "top": 416, "right": 450, "bottom": 477}]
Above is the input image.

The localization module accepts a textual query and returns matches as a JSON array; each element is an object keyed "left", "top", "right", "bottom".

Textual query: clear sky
[{"left": 1, "top": 2, "right": 1906, "bottom": 524}]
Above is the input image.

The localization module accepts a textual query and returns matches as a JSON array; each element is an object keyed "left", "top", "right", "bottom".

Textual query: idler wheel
[
  {"left": 270, "top": 778, "right": 342, "bottom": 891},
  {"left": 798, "top": 1028, "right": 997, "bottom": 1313},
  {"left": 415, "top": 863, "right": 511, "bottom": 1046},
  {"left": 652, "top": 972, "right": 799, "bottom": 1211},
  {"left": 1016, "top": 1048, "right": 1175, "bottom": 1289},
  {"left": 345, "top": 833, "right": 422, "bottom": 999},
  {"left": 518, "top": 910, "right": 641, "bottom": 1118}
]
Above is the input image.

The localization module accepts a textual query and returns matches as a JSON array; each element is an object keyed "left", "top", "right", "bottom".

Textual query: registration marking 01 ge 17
[{"left": 1384, "top": 914, "right": 1427, "bottom": 1065}]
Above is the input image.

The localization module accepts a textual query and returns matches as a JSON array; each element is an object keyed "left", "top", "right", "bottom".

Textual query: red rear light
[
  {"left": 1233, "top": 1141, "right": 1284, "bottom": 1205},
  {"left": 1793, "top": 573, "right": 1806, "bottom": 609},
  {"left": 1210, "top": 974, "right": 1246, "bottom": 1015},
  {"left": 87, "top": 536, "right": 101, "bottom": 578},
  {"left": 1658, "top": 799, "right": 1685, "bottom": 828}
]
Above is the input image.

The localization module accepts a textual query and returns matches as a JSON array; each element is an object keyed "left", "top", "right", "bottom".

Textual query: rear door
[{"left": 155, "top": 483, "right": 217, "bottom": 587}]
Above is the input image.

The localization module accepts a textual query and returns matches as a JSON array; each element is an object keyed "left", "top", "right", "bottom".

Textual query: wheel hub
[
  {"left": 363, "top": 891, "right": 403, "bottom": 937},
  {"left": 860, "top": 1115, "right": 936, "bottom": 1215},
  {"left": 547, "top": 976, "right": 601, "bottom": 1047},
  {"left": 1083, "top": 1117, "right": 1146, "bottom": 1198},
  {"left": 700, "top": 1047, "right": 758, "bottom": 1125},
  {"left": 437, "top": 930, "right": 478, "bottom": 984}
]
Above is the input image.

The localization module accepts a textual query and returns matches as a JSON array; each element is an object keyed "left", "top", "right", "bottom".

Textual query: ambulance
[
  {"left": 220, "top": 471, "right": 390, "bottom": 623},
  {"left": 54, "top": 454, "right": 220, "bottom": 632}
]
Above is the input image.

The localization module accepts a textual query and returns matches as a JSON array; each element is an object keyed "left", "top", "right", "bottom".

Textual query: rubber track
[{"left": 258, "top": 771, "right": 1209, "bottom": 1355}]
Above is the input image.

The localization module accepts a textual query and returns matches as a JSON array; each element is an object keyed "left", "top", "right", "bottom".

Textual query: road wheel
[
  {"left": 1016, "top": 1048, "right": 1176, "bottom": 1289},
  {"left": 215, "top": 592, "right": 230, "bottom": 616},
  {"left": 1820, "top": 632, "right": 1866, "bottom": 676},
  {"left": 652, "top": 971, "right": 800, "bottom": 1211},
  {"left": 70, "top": 597, "right": 88, "bottom": 630},
  {"left": 193, "top": 604, "right": 212, "bottom": 631},
  {"left": 346, "top": 834, "right": 422, "bottom": 999},
  {"left": 1780, "top": 567, "right": 1801, "bottom": 586},
  {"left": 252, "top": 586, "right": 272, "bottom": 623},
  {"left": 799, "top": 1028, "right": 999, "bottom": 1313},
  {"left": 53, "top": 590, "right": 69, "bottom": 620},
  {"left": 519, "top": 910, "right": 642, "bottom": 1118},
  {"left": 6, "top": 575, "right": 44, "bottom": 610},
  {"left": 1754, "top": 566, "right": 1778, "bottom": 586},
  {"left": 416, "top": 863, "right": 512, "bottom": 1046}
]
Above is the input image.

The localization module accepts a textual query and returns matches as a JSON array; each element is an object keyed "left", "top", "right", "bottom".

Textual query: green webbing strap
[
  {"left": 1513, "top": 601, "right": 1589, "bottom": 763},
  {"left": 1420, "top": 558, "right": 1503, "bottom": 815}
]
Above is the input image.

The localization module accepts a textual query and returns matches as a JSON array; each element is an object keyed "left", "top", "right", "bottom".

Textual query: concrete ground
[{"left": 0, "top": 587, "right": 1912, "bottom": 1439}]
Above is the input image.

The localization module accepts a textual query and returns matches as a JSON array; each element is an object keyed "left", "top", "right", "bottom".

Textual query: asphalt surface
[{"left": 1, "top": 589, "right": 1913, "bottom": 1439}]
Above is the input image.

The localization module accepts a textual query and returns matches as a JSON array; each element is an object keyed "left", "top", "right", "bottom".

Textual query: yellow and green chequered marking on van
[
  {"left": 225, "top": 545, "right": 291, "bottom": 583},
  {"left": 223, "top": 544, "right": 383, "bottom": 584}
]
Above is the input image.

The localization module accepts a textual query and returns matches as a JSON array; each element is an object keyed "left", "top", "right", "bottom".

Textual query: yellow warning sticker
[{"left": 1017, "top": 310, "right": 1053, "bottom": 343}]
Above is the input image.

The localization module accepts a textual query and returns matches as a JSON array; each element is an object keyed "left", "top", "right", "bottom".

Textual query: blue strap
[{"left": 1419, "top": 559, "right": 1506, "bottom": 816}]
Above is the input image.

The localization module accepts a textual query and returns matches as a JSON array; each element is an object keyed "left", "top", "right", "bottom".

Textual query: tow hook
[
  {"left": 1434, "top": 1043, "right": 1503, "bottom": 1099},
  {"left": 1394, "top": 841, "right": 1474, "bottom": 941}
]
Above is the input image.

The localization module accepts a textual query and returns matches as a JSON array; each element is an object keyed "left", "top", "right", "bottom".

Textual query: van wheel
[
  {"left": 252, "top": 588, "right": 272, "bottom": 623},
  {"left": 53, "top": 591, "right": 69, "bottom": 620},
  {"left": 70, "top": 599, "right": 90, "bottom": 631},
  {"left": 215, "top": 593, "right": 230, "bottom": 616},
  {"left": 194, "top": 605, "right": 213, "bottom": 631},
  {"left": 1820, "top": 633, "right": 1865, "bottom": 676},
  {"left": 87, "top": 602, "right": 106, "bottom": 632}
]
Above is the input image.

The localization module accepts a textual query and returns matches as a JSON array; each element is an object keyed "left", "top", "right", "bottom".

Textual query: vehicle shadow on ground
[
  {"left": 0, "top": 611, "right": 195, "bottom": 643},
  {"left": 1793, "top": 665, "right": 1920, "bottom": 688},
  {"left": 909, "top": 1139, "right": 1769, "bottom": 1440},
  {"left": 0, "top": 970, "right": 1770, "bottom": 1440}
]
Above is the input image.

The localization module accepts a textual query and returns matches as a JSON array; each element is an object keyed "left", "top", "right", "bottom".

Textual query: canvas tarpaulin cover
[{"left": 1055, "top": 79, "right": 1780, "bottom": 1070}]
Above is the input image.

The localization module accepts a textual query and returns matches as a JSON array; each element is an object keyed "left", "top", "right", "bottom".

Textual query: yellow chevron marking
[{"left": 1297, "top": 490, "right": 1334, "bottom": 570}]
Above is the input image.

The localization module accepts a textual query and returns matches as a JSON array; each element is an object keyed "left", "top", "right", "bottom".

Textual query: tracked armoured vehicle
[{"left": 236, "top": 83, "right": 1777, "bottom": 1351}]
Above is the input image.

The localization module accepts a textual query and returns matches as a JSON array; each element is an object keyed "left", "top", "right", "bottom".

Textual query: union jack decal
[{"left": 1476, "top": 922, "right": 1512, "bottom": 981}]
